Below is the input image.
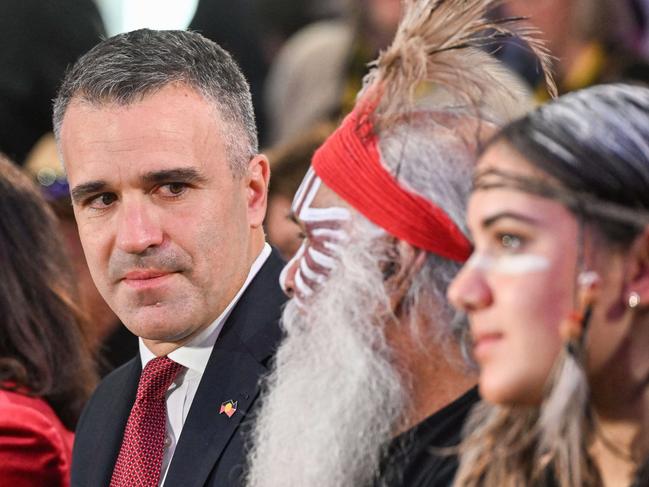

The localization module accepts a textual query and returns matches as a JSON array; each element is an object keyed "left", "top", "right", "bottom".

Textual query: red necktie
[{"left": 110, "top": 356, "right": 183, "bottom": 487}]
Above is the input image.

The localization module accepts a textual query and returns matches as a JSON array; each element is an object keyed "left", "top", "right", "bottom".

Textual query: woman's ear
[
  {"left": 385, "top": 241, "right": 426, "bottom": 315},
  {"left": 623, "top": 227, "right": 649, "bottom": 309}
]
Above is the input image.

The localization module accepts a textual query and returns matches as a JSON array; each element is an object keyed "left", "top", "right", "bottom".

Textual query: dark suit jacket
[
  {"left": 0, "top": 389, "right": 74, "bottom": 487},
  {"left": 71, "top": 250, "right": 287, "bottom": 486}
]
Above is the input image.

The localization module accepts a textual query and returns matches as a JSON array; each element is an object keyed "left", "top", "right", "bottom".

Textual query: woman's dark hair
[
  {"left": 0, "top": 156, "right": 96, "bottom": 429},
  {"left": 487, "top": 83, "right": 649, "bottom": 246}
]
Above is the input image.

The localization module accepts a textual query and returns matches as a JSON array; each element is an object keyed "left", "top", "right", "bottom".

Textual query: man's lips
[{"left": 121, "top": 270, "right": 176, "bottom": 289}]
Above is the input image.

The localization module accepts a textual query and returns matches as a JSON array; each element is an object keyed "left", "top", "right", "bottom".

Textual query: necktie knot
[{"left": 136, "top": 356, "right": 183, "bottom": 402}]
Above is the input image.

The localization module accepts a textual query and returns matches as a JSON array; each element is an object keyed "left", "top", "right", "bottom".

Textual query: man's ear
[
  {"left": 623, "top": 227, "right": 649, "bottom": 309},
  {"left": 246, "top": 154, "right": 270, "bottom": 228},
  {"left": 385, "top": 240, "right": 426, "bottom": 315}
]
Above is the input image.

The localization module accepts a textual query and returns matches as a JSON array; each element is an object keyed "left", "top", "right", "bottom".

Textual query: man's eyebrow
[
  {"left": 482, "top": 211, "right": 540, "bottom": 229},
  {"left": 141, "top": 167, "right": 207, "bottom": 185},
  {"left": 70, "top": 181, "right": 107, "bottom": 204}
]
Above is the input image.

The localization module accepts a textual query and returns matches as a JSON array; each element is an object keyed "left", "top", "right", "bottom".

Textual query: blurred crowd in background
[{"left": 1, "top": 0, "right": 649, "bottom": 377}]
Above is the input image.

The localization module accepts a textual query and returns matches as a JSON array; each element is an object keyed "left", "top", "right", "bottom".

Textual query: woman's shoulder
[
  {"left": 0, "top": 388, "right": 73, "bottom": 487},
  {"left": 0, "top": 387, "right": 72, "bottom": 442}
]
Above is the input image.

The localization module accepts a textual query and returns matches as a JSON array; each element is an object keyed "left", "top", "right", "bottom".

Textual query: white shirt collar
[{"left": 139, "top": 243, "right": 272, "bottom": 374}]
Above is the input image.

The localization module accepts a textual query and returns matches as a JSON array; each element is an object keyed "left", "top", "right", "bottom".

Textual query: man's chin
[{"left": 119, "top": 304, "right": 195, "bottom": 343}]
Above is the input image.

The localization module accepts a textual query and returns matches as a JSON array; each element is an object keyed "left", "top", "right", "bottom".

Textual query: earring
[
  {"left": 628, "top": 291, "right": 640, "bottom": 309},
  {"left": 560, "top": 271, "right": 600, "bottom": 344}
]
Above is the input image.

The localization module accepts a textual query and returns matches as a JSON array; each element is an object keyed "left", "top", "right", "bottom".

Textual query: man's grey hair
[{"left": 53, "top": 28, "right": 257, "bottom": 176}]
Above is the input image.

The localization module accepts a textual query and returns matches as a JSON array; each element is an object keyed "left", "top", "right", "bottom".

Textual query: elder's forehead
[
  {"left": 292, "top": 168, "right": 349, "bottom": 213},
  {"left": 310, "top": 179, "right": 346, "bottom": 209}
]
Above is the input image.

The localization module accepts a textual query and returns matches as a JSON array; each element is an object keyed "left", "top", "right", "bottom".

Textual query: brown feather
[{"left": 363, "top": 0, "right": 556, "bottom": 125}]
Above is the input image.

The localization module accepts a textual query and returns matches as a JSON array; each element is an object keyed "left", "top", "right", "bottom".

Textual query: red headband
[{"left": 312, "top": 104, "right": 472, "bottom": 263}]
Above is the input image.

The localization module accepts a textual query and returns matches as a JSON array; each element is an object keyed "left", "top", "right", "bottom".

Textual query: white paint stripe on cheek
[
  {"left": 467, "top": 253, "right": 550, "bottom": 275},
  {"left": 310, "top": 227, "right": 350, "bottom": 239},
  {"left": 322, "top": 241, "right": 345, "bottom": 253},
  {"left": 299, "top": 258, "right": 325, "bottom": 283},
  {"left": 308, "top": 247, "right": 337, "bottom": 268},
  {"left": 279, "top": 242, "right": 306, "bottom": 293},
  {"left": 294, "top": 269, "right": 313, "bottom": 297}
]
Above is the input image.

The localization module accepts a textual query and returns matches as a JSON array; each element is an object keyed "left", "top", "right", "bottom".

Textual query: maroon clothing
[{"left": 0, "top": 388, "right": 74, "bottom": 487}]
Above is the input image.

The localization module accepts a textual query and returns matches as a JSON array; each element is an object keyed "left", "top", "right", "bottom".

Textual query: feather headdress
[
  {"left": 361, "top": 0, "right": 556, "bottom": 127},
  {"left": 312, "top": 0, "right": 554, "bottom": 262}
]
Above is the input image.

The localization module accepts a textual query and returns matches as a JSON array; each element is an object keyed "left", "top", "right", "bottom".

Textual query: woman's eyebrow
[{"left": 482, "top": 211, "right": 540, "bottom": 229}]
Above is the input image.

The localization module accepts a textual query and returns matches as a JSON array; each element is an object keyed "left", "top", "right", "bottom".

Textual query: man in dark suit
[{"left": 53, "top": 29, "right": 286, "bottom": 486}]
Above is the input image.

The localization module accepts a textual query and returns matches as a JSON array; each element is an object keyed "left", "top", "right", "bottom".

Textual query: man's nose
[
  {"left": 279, "top": 243, "right": 305, "bottom": 298},
  {"left": 447, "top": 259, "right": 493, "bottom": 313},
  {"left": 115, "top": 199, "right": 164, "bottom": 254}
]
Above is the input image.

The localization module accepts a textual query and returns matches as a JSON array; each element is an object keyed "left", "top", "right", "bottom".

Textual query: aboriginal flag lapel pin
[{"left": 220, "top": 399, "right": 238, "bottom": 418}]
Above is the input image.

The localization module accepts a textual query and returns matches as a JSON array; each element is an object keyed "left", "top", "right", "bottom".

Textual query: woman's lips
[{"left": 472, "top": 332, "right": 504, "bottom": 360}]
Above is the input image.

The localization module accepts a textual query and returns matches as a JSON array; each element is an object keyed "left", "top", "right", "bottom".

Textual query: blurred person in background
[
  {"left": 0, "top": 155, "right": 97, "bottom": 487},
  {"left": 264, "top": 122, "right": 335, "bottom": 259},
  {"left": 264, "top": 0, "right": 402, "bottom": 145},
  {"left": 449, "top": 84, "right": 649, "bottom": 487},
  {"left": 0, "top": 0, "right": 104, "bottom": 165},
  {"left": 247, "top": 1, "right": 546, "bottom": 486},
  {"left": 190, "top": 0, "right": 344, "bottom": 146},
  {"left": 503, "top": 0, "right": 649, "bottom": 99}
]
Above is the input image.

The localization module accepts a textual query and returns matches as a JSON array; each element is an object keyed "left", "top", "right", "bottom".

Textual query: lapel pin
[{"left": 220, "top": 400, "right": 238, "bottom": 418}]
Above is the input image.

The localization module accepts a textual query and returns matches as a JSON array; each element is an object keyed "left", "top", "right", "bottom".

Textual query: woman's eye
[{"left": 498, "top": 233, "right": 523, "bottom": 250}]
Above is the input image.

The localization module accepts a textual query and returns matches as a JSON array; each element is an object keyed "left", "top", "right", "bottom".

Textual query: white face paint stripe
[
  {"left": 322, "top": 241, "right": 344, "bottom": 253},
  {"left": 299, "top": 258, "right": 325, "bottom": 283},
  {"left": 292, "top": 167, "right": 317, "bottom": 212},
  {"left": 310, "top": 227, "right": 349, "bottom": 238},
  {"left": 466, "top": 253, "right": 550, "bottom": 275},
  {"left": 279, "top": 241, "right": 307, "bottom": 294},
  {"left": 299, "top": 207, "right": 351, "bottom": 222},
  {"left": 301, "top": 175, "right": 320, "bottom": 210},
  {"left": 295, "top": 270, "right": 313, "bottom": 297},
  {"left": 292, "top": 168, "right": 321, "bottom": 214},
  {"left": 285, "top": 170, "right": 353, "bottom": 307},
  {"left": 307, "top": 247, "right": 337, "bottom": 268}
]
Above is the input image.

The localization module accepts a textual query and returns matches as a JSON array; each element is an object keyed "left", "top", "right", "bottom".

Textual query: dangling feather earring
[{"left": 536, "top": 271, "right": 600, "bottom": 486}]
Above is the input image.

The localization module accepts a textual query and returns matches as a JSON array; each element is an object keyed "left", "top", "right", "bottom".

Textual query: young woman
[
  {"left": 0, "top": 156, "right": 96, "bottom": 486},
  {"left": 448, "top": 84, "right": 649, "bottom": 487}
]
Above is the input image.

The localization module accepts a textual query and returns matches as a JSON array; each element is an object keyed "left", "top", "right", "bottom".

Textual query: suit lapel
[
  {"left": 91, "top": 358, "right": 141, "bottom": 486},
  {"left": 163, "top": 251, "right": 286, "bottom": 487}
]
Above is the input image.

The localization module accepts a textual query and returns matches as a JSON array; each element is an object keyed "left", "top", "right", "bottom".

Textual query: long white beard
[{"left": 246, "top": 237, "right": 407, "bottom": 487}]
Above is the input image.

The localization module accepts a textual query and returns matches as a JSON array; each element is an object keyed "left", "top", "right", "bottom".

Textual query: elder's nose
[{"left": 279, "top": 242, "right": 306, "bottom": 298}]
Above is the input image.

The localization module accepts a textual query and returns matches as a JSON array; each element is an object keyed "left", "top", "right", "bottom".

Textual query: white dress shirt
[{"left": 138, "top": 243, "right": 271, "bottom": 486}]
